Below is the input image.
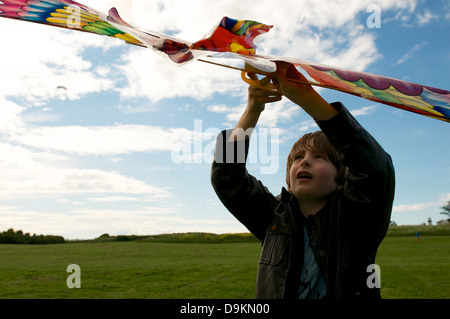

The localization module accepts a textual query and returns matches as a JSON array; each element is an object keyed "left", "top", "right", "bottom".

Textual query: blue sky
[{"left": 0, "top": 0, "right": 448, "bottom": 239}]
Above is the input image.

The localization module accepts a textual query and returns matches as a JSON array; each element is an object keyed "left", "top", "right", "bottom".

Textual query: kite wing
[
  {"left": 0, "top": 0, "right": 145, "bottom": 45},
  {"left": 269, "top": 58, "right": 450, "bottom": 122},
  {"left": 1, "top": 0, "right": 449, "bottom": 122}
]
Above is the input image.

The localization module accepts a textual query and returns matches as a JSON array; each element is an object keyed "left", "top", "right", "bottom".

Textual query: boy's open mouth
[{"left": 297, "top": 171, "right": 312, "bottom": 180}]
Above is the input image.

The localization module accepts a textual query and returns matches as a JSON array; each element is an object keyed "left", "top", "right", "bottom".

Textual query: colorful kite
[{"left": 1, "top": 0, "right": 449, "bottom": 122}]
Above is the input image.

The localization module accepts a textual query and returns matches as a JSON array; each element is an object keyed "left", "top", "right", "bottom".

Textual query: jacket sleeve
[
  {"left": 316, "top": 102, "right": 395, "bottom": 242},
  {"left": 210, "top": 130, "right": 279, "bottom": 241}
]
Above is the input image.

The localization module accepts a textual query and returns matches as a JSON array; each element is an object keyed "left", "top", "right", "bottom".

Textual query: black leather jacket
[{"left": 211, "top": 102, "right": 395, "bottom": 299}]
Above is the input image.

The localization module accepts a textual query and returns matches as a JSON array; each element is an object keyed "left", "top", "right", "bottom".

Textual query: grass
[
  {"left": 385, "top": 224, "right": 450, "bottom": 237},
  {"left": 0, "top": 233, "right": 448, "bottom": 299},
  {"left": 0, "top": 242, "right": 260, "bottom": 298},
  {"left": 377, "top": 236, "right": 450, "bottom": 299}
]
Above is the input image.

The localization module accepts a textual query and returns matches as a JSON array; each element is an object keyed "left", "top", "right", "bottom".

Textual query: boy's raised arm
[
  {"left": 211, "top": 74, "right": 283, "bottom": 240},
  {"left": 229, "top": 73, "right": 281, "bottom": 141}
]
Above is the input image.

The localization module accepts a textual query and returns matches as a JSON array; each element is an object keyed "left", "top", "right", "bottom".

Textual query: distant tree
[
  {"left": 0, "top": 228, "right": 64, "bottom": 244},
  {"left": 441, "top": 200, "right": 450, "bottom": 218}
]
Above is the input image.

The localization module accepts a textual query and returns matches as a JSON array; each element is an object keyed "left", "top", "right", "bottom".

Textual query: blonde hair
[{"left": 286, "top": 131, "right": 345, "bottom": 190}]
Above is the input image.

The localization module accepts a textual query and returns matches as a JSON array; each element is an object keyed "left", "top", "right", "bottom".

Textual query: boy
[{"left": 211, "top": 63, "right": 395, "bottom": 299}]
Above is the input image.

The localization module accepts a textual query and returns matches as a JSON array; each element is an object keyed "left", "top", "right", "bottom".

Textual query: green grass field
[
  {"left": 376, "top": 236, "right": 450, "bottom": 298},
  {"left": 0, "top": 235, "right": 449, "bottom": 299}
]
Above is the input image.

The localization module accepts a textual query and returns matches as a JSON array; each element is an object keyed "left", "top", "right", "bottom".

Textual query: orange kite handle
[{"left": 241, "top": 71, "right": 278, "bottom": 91}]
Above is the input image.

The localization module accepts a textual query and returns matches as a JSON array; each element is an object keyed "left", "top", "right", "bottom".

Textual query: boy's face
[{"left": 289, "top": 149, "right": 338, "bottom": 205}]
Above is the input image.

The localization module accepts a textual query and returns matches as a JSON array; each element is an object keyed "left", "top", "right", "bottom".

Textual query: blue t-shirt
[{"left": 298, "top": 225, "right": 326, "bottom": 299}]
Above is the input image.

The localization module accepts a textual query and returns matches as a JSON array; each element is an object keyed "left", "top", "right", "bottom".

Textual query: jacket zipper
[
  {"left": 284, "top": 201, "right": 299, "bottom": 299},
  {"left": 334, "top": 197, "right": 343, "bottom": 298}
]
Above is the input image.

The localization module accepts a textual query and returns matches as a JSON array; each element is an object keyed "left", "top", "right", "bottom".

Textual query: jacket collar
[{"left": 280, "top": 187, "right": 291, "bottom": 203}]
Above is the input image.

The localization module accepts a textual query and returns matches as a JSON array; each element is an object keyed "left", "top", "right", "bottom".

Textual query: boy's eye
[
  {"left": 315, "top": 154, "right": 330, "bottom": 161},
  {"left": 293, "top": 152, "right": 328, "bottom": 161}
]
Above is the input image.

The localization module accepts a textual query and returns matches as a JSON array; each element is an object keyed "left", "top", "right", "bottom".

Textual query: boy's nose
[{"left": 300, "top": 157, "right": 311, "bottom": 167}]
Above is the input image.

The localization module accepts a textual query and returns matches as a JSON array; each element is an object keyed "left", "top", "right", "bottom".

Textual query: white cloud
[
  {"left": 392, "top": 192, "right": 450, "bottom": 213},
  {"left": 206, "top": 104, "right": 238, "bottom": 114},
  {"left": 394, "top": 41, "right": 427, "bottom": 66},
  {"left": 0, "top": 207, "right": 246, "bottom": 239},
  {"left": 0, "top": 139, "right": 172, "bottom": 201},
  {"left": 6, "top": 124, "right": 191, "bottom": 156},
  {"left": 0, "top": 165, "right": 172, "bottom": 200},
  {"left": 440, "top": 193, "right": 450, "bottom": 203},
  {"left": 416, "top": 9, "right": 438, "bottom": 26},
  {"left": 89, "top": 196, "right": 149, "bottom": 202},
  {"left": 0, "top": 99, "right": 193, "bottom": 156},
  {"left": 207, "top": 98, "right": 299, "bottom": 128},
  {"left": 117, "top": 48, "right": 245, "bottom": 102},
  {"left": 88, "top": 195, "right": 173, "bottom": 203},
  {"left": 393, "top": 202, "right": 436, "bottom": 212},
  {"left": 0, "top": 141, "right": 66, "bottom": 170},
  {"left": 350, "top": 105, "right": 378, "bottom": 116},
  {"left": 298, "top": 120, "right": 319, "bottom": 132},
  {"left": 257, "top": 100, "right": 300, "bottom": 128},
  {"left": 0, "top": 19, "right": 119, "bottom": 106},
  {"left": 0, "top": 99, "right": 25, "bottom": 132}
]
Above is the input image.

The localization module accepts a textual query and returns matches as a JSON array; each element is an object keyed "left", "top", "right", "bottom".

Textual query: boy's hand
[
  {"left": 270, "top": 62, "right": 338, "bottom": 121},
  {"left": 270, "top": 62, "right": 319, "bottom": 107},
  {"left": 246, "top": 73, "right": 282, "bottom": 114}
]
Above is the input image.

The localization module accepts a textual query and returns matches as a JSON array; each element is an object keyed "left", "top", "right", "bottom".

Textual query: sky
[{"left": 0, "top": 0, "right": 448, "bottom": 240}]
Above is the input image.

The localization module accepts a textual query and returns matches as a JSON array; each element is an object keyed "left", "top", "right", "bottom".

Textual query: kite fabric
[{"left": 1, "top": 0, "right": 449, "bottom": 122}]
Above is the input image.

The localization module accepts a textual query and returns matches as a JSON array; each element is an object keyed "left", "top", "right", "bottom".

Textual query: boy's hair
[{"left": 286, "top": 131, "right": 346, "bottom": 191}]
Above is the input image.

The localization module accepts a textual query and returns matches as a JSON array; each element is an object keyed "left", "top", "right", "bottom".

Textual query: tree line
[{"left": 0, "top": 228, "right": 64, "bottom": 244}]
